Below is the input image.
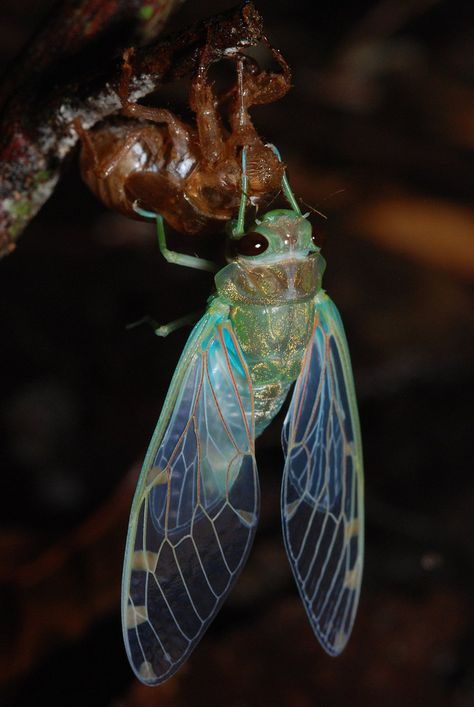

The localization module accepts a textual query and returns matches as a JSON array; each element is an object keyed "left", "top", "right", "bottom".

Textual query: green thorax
[
  {"left": 216, "top": 259, "right": 324, "bottom": 387},
  {"left": 215, "top": 208, "right": 326, "bottom": 392}
]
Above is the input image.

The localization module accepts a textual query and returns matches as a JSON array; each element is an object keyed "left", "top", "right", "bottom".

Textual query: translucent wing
[
  {"left": 122, "top": 310, "right": 259, "bottom": 685},
  {"left": 281, "top": 292, "right": 364, "bottom": 655}
]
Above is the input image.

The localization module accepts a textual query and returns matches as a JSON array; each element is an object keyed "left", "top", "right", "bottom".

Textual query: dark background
[{"left": 0, "top": 1, "right": 473, "bottom": 705}]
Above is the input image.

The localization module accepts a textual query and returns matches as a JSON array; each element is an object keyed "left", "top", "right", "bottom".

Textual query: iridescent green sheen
[
  {"left": 215, "top": 210, "right": 326, "bottom": 434},
  {"left": 228, "top": 299, "right": 315, "bottom": 384}
]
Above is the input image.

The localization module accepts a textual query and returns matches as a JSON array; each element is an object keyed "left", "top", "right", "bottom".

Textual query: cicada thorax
[{"left": 215, "top": 250, "right": 325, "bottom": 435}]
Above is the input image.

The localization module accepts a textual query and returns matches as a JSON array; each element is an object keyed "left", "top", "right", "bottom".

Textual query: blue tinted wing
[
  {"left": 282, "top": 292, "right": 364, "bottom": 655},
  {"left": 123, "top": 310, "right": 258, "bottom": 685}
]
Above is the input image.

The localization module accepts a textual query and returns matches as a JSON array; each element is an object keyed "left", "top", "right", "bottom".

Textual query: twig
[{"left": 0, "top": 2, "right": 264, "bottom": 256}]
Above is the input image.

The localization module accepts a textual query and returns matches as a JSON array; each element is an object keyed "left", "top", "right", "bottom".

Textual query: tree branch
[{"left": 0, "top": 1, "right": 264, "bottom": 256}]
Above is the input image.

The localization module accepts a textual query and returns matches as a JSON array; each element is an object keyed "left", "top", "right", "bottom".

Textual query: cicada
[{"left": 122, "top": 158, "right": 364, "bottom": 685}]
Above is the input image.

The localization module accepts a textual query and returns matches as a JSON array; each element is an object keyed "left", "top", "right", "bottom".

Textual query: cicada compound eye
[{"left": 234, "top": 232, "right": 269, "bottom": 257}]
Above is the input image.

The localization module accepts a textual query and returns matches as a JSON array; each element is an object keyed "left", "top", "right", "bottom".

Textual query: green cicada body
[{"left": 122, "top": 190, "right": 364, "bottom": 685}]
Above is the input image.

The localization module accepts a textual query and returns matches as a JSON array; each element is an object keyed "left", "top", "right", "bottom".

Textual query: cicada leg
[
  {"left": 75, "top": 117, "right": 141, "bottom": 179},
  {"left": 118, "top": 48, "right": 193, "bottom": 150},
  {"left": 126, "top": 311, "right": 203, "bottom": 337},
  {"left": 189, "top": 41, "right": 227, "bottom": 166},
  {"left": 134, "top": 207, "right": 217, "bottom": 272},
  {"left": 234, "top": 147, "right": 249, "bottom": 237},
  {"left": 267, "top": 144, "right": 302, "bottom": 215},
  {"left": 126, "top": 211, "right": 208, "bottom": 335},
  {"left": 227, "top": 46, "right": 291, "bottom": 141}
]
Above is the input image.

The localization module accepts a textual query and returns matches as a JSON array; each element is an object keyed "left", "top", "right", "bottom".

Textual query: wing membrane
[
  {"left": 123, "top": 312, "right": 259, "bottom": 684},
  {"left": 282, "top": 292, "right": 364, "bottom": 655}
]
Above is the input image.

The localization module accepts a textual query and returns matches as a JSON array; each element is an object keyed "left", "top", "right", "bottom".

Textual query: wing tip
[
  {"left": 319, "top": 629, "right": 349, "bottom": 657},
  {"left": 123, "top": 636, "right": 178, "bottom": 687}
]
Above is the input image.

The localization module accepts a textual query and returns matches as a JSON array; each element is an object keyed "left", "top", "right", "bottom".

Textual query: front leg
[
  {"left": 227, "top": 47, "right": 291, "bottom": 145},
  {"left": 135, "top": 207, "right": 218, "bottom": 272},
  {"left": 75, "top": 118, "right": 142, "bottom": 180},
  {"left": 189, "top": 42, "right": 227, "bottom": 166},
  {"left": 118, "top": 48, "right": 193, "bottom": 152}
]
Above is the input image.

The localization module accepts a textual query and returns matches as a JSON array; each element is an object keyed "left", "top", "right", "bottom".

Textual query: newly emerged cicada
[{"left": 122, "top": 153, "right": 364, "bottom": 685}]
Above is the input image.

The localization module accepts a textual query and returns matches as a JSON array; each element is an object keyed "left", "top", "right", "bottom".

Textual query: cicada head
[
  {"left": 218, "top": 210, "right": 326, "bottom": 305},
  {"left": 226, "top": 209, "right": 320, "bottom": 263}
]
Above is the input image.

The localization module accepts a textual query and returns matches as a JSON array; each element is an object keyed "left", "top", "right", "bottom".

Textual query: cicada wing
[
  {"left": 123, "top": 312, "right": 259, "bottom": 685},
  {"left": 281, "top": 292, "right": 364, "bottom": 655}
]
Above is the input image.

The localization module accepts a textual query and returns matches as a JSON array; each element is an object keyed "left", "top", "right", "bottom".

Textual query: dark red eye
[
  {"left": 235, "top": 232, "right": 269, "bottom": 257},
  {"left": 311, "top": 233, "right": 319, "bottom": 247}
]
